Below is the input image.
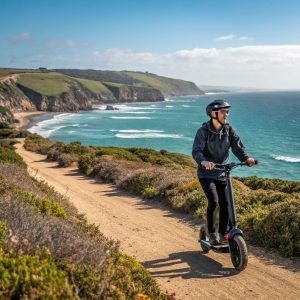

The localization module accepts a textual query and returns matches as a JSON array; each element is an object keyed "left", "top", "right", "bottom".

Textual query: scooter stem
[{"left": 226, "top": 172, "right": 237, "bottom": 228}]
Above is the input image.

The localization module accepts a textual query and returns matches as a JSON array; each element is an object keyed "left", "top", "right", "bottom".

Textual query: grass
[
  {"left": 74, "top": 77, "right": 114, "bottom": 95},
  {"left": 17, "top": 72, "right": 74, "bottom": 96}
]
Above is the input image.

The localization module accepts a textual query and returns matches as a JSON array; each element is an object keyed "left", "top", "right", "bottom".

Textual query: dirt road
[{"left": 15, "top": 141, "right": 300, "bottom": 299}]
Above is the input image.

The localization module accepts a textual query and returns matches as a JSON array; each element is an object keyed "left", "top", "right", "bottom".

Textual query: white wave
[
  {"left": 182, "top": 105, "right": 191, "bottom": 107},
  {"left": 116, "top": 133, "right": 183, "bottom": 139},
  {"left": 166, "top": 105, "right": 174, "bottom": 108},
  {"left": 110, "top": 129, "right": 164, "bottom": 133},
  {"left": 272, "top": 155, "right": 300, "bottom": 163},
  {"left": 111, "top": 116, "right": 152, "bottom": 119},
  {"left": 30, "top": 125, "right": 66, "bottom": 137},
  {"left": 119, "top": 111, "right": 153, "bottom": 114}
]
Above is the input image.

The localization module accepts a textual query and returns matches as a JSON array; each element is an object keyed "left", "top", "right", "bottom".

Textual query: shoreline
[{"left": 14, "top": 111, "right": 63, "bottom": 130}]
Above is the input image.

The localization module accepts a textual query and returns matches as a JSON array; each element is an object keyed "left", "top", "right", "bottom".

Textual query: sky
[{"left": 1, "top": 0, "right": 300, "bottom": 89}]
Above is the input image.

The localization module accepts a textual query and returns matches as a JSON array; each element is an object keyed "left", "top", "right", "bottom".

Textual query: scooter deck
[{"left": 200, "top": 240, "right": 230, "bottom": 253}]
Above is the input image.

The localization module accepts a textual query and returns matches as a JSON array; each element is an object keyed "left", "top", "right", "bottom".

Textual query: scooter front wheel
[{"left": 230, "top": 235, "right": 248, "bottom": 271}]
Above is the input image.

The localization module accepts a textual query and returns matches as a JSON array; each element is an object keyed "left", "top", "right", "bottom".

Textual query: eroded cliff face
[
  {"left": 0, "top": 78, "right": 36, "bottom": 112},
  {"left": 17, "top": 84, "right": 92, "bottom": 112},
  {"left": 0, "top": 75, "right": 165, "bottom": 114},
  {"left": 104, "top": 84, "right": 164, "bottom": 103}
]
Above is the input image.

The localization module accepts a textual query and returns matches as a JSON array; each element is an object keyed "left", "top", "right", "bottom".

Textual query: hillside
[
  {"left": 0, "top": 68, "right": 202, "bottom": 114},
  {"left": 56, "top": 69, "right": 204, "bottom": 97}
]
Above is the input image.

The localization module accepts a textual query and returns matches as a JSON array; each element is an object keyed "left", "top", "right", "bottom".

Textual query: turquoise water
[{"left": 29, "top": 91, "right": 300, "bottom": 181}]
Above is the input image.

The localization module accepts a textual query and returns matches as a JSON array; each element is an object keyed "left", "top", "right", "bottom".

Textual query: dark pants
[{"left": 199, "top": 178, "right": 229, "bottom": 235}]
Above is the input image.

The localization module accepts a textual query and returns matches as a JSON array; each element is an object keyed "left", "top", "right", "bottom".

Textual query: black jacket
[{"left": 192, "top": 120, "right": 249, "bottom": 180}]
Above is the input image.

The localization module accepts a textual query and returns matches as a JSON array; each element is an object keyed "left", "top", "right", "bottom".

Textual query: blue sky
[{"left": 1, "top": 0, "right": 300, "bottom": 89}]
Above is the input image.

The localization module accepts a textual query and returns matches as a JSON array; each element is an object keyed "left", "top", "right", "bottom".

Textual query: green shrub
[
  {"left": 24, "top": 134, "right": 55, "bottom": 154},
  {"left": 237, "top": 176, "right": 300, "bottom": 193},
  {"left": 240, "top": 199, "right": 300, "bottom": 256},
  {"left": 0, "top": 147, "right": 26, "bottom": 167},
  {"left": 120, "top": 172, "right": 153, "bottom": 195},
  {"left": 57, "top": 153, "right": 79, "bottom": 167},
  {"left": 0, "top": 138, "right": 18, "bottom": 149},
  {"left": 12, "top": 188, "right": 67, "bottom": 219},
  {"left": 0, "top": 249, "right": 76, "bottom": 299},
  {"left": 96, "top": 147, "right": 141, "bottom": 161},
  {"left": 0, "top": 221, "right": 7, "bottom": 246},
  {"left": 143, "top": 186, "right": 157, "bottom": 198},
  {"left": 0, "top": 122, "right": 10, "bottom": 129},
  {"left": 108, "top": 253, "right": 171, "bottom": 300},
  {"left": 79, "top": 153, "right": 96, "bottom": 175}
]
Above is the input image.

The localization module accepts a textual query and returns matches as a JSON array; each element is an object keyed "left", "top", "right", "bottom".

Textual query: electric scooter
[{"left": 199, "top": 160, "right": 258, "bottom": 271}]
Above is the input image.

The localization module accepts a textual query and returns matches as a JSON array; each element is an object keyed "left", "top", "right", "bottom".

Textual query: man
[{"left": 192, "top": 99, "right": 255, "bottom": 245}]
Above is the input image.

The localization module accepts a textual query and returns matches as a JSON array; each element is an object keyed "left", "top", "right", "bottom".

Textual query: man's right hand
[{"left": 201, "top": 161, "right": 215, "bottom": 170}]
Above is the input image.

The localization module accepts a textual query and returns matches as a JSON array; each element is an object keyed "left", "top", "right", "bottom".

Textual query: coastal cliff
[{"left": 0, "top": 69, "right": 204, "bottom": 114}]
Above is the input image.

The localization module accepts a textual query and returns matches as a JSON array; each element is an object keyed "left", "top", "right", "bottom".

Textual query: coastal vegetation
[
  {"left": 24, "top": 134, "right": 300, "bottom": 257},
  {"left": 0, "top": 125, "right": 172, "bottom": 299},
  {"left": 55, "top": 69, "right": 203, "bottom": 97}
]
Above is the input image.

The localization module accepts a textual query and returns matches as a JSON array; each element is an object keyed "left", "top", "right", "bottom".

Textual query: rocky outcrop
[
  {"left": 0, "top": 79, "right": 36, "bottom": 112},
  {"left": 0, "top": 105, "right": 15, "bottom": 124}
]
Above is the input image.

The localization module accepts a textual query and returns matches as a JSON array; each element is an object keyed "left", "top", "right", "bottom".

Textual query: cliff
[{"left": 0, "top": 69, "right": 204, "bottom": 114}]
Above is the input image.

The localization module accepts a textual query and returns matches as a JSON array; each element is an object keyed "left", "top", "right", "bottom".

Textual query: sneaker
[
  {"left": 218, "top": 233, "right": 228, "bottom": 245},
  {"left": 209, "top": 233, "right": 219, "bottom": 245}
]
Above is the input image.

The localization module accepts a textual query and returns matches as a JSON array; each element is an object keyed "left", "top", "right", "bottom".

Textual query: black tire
[
  {"left": 199, "top": 225, "right": 210, "bottom": 253},
  {"left": 230, "top": 235, "right": 248, "bottom": 271}
]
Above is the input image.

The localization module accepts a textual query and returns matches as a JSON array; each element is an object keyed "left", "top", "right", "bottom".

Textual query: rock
[{"left": 105, "top": 105, "right": 119, "bottom": 110}]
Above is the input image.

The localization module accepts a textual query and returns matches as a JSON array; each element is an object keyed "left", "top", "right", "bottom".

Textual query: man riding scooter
[{"left": 192, "top": 99, "right": 255, "bottom": 245}]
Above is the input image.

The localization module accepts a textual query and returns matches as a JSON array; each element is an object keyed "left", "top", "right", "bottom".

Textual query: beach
[{"left": 13, "top": 111, "right": 56, "bottom": 130}]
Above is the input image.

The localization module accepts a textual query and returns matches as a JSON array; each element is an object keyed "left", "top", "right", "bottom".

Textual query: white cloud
[
  {"left": 28, "top": 45, "right": 300, "bottom": 89},
  {"left": 215, "top": 34, "right": 254, "bottom": 42},
  {"left": 89, "top": 45, "right": 300, "bottom": 89},
  {"left": 215, "top": 34, "right": 235, "bottom": 41},
  {"left": 10, "top": 32, "right": 32, "bottom": 43}
]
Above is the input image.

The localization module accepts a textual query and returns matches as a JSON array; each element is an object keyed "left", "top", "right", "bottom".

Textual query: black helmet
[{"left": 206, "top": 99, "right": 231, "bottom": 116}]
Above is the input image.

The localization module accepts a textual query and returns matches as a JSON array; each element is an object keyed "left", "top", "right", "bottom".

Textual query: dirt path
[{"left": 15, "top": 141, "right": 300, "bottom": 300}]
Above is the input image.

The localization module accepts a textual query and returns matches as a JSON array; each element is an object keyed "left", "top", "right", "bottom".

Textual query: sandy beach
[{"left": 13, "top": 111, "right": 56, "bottom": 130}]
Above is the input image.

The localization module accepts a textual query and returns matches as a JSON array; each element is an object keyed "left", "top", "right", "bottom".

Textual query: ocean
[{"left": 29, "top": 91, "right": 300, "bottom": 181}]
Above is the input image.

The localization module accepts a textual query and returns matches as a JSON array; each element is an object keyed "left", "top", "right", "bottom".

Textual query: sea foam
[
  {"left": 116, "top": 133, "right": 183, "bottom": 139},
  {"left": 272, "top": 155, "right": 300, "bottom": 163}
]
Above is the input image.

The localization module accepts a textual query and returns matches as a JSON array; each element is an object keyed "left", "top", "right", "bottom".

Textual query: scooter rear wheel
[{"left": 230, "top": 235, "right": 248, "bottom": 271}]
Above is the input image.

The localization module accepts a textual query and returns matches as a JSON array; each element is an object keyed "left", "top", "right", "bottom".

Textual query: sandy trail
[{"left": 15, "top": 141, "right": 300, "bottom": 300}]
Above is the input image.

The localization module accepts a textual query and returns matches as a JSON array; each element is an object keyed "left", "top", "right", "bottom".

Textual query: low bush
[
  {"left": 0, "top": 147, "right": 26, "bottom": 167},
  {"left": 108, "top": 253, "right": 171, "bottom": 300},
  {"left": 12, "top": 188, "right": 67, "bottom": 219},
  {"left": 0, "top": 221, "right": 7, "bottom": 246},
  {"left": 96, "top": 146, "right": 141, "bottom": 161},
  {"left": 237, "top": 176, "right": 300, "bottom": 193},
  {"left": 57, "top": 152, "right": 79, "bottom": 167},
  {"left": 24, "top": 134, "right": 55, "bottom": 154},
  {"left": 240, "top": 199, "right": 300, "bottom": 256},
  {"left": 0, "top": 249, "right": 76, "bottom": 299}
]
